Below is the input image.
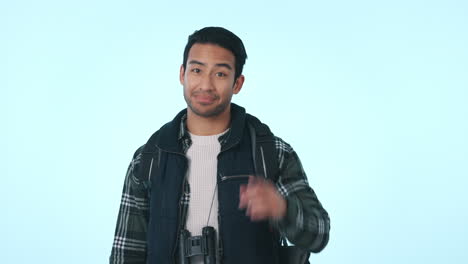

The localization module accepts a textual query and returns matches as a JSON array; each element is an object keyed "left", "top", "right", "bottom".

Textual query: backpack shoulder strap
[
  {"left": 137, "top": 132, "right": 163, "bottom": 192},
  {"left": 247, "top": 116, "right": 284, "bottom": 246},
  {"left": 246, "top": 115, "right": 279, "bottom": 182}
]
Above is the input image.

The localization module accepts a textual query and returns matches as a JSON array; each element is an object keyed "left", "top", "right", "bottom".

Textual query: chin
[{"left": 190, "top": 104, "right": 227, "bottom": 118}]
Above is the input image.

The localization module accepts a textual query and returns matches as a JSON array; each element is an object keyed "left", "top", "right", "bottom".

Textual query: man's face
[{"left": 180, "top": 43, "right": 244, "bottom": 118}]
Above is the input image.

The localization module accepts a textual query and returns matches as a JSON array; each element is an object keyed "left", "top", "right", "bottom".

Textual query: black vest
[{"left": 142, "top": 104, "right": 280, "bottom": 264}]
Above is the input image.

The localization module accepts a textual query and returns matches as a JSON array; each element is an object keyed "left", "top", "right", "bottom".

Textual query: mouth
[{"left": 193, "top": 93, "right": 218, "bottom": 105}]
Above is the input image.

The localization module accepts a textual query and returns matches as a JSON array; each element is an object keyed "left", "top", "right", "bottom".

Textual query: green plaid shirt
[{"left": 110, "top": 115, "right": 330, "bottom": 264}]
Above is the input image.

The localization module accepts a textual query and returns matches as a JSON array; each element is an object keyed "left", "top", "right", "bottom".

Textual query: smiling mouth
[{"left": 193, "top": 93, "right": 218, "bottom": 104}]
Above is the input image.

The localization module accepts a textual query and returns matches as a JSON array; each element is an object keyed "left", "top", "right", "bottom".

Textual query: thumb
[
  {"left": 239, "top": 185, "right": 248, "bottom": 209},
  {"left": 248, "top": 175, "right": 259, "bottom": 186}
]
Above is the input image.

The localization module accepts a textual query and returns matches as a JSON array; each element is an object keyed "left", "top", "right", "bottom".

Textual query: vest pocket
[
  {"left": 218, "top": 174, "right": 278, "bottom": 263},
  {"left": 218, "top": 174, "right": 250, "bottom": 215},
  {"left": 220, "top": 174, "right": 250, "bottom": 181}
]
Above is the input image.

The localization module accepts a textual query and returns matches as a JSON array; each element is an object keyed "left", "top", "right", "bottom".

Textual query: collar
[{"left": 151, "top": 103, "right": 247, "bottom": 154}]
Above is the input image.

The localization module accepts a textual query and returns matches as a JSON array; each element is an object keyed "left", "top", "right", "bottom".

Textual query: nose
[{"left": 198, "top": 73, "right": 214, "bottom": 91}]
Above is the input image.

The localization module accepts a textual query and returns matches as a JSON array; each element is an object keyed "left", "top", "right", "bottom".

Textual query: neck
[{"left": 186, "top": 106, "right": 231, "bottom": 136}]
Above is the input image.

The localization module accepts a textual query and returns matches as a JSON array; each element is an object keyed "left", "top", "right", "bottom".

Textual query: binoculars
[{"left": 178, "top": 226, "right": 216, "bottom": 264}]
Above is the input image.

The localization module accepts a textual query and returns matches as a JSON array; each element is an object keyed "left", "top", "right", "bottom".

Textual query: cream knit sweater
[{"left": 185, "top": 130, "right": 228, "bottom": 263}]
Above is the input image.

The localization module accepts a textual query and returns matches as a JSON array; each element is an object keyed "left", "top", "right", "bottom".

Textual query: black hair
[{"left": 182, "top": 27, "right": 247, "bottom": 80}]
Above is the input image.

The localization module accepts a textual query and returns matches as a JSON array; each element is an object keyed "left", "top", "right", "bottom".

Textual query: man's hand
[{"left": 238, "top": 176, "right": 287, "bottom": 221}]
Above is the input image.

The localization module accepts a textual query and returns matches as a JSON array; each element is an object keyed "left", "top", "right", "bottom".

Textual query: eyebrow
[{"left": 188, "top": 60, "right": 233, "bottom": 70}]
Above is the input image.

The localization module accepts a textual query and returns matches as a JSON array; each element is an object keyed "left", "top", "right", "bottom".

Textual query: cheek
[
  {"left": 183, "top": 79, "right": 194, "bottom": 91},
  {"left": 184, "top": 87, "right": 195, "bottom": 99},
  {"left": 216, "top": 79, "right": 235, "bottom": 91},
  {"left": 185, "top": 76, "right": 201, "bottom": 88},
  {"left": 219, "top": 87, "right": 234, "bottom": 99},
  {"left": 182, "top": 83, "right": 192, "bottom": 96}
]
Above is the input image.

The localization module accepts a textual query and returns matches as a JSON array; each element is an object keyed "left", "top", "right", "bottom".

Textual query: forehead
[{"left": 188, "top": 43, "right": 235, "bottom": 66}]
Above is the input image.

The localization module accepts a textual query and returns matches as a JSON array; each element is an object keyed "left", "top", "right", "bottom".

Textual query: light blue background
[{"left": 2, "top": 0, "right": 467, "bottom": 263}]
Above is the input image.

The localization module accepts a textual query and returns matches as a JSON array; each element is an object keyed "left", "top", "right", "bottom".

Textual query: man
[{"left": 110, "top": 27, "right": 330, "bottom": 264}]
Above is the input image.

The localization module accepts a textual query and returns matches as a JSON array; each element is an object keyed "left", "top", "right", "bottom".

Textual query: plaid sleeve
[
  {"left": 110, "top": 147, "right": 149, "bottom": 264},
  {"left": 273, "top": 137, "right": 330, "bottom": 253}
]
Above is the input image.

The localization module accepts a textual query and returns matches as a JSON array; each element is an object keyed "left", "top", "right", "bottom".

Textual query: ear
[
  {"left": 179, "top": 64, "right": 185, "bottom": 85},
  {"left": 233, "top": 75, "right": 245, "bottom": 95}
]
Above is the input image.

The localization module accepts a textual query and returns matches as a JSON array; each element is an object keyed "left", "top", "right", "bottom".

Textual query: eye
[
  {"left": 191, "top": 68, "right": 201, "bottom": 73},
  {"left": 216, "top": 72, "right": 227, "bottom": 77}
]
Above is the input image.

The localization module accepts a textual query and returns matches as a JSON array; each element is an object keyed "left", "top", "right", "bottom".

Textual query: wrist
[{"left": 273, "top": 195, "right": 287, "bottom": 220}]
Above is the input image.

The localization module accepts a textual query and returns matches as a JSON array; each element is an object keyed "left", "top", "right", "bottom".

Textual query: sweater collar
[{"left": 153, "top": 103, "right": 247, "bottom": 153}]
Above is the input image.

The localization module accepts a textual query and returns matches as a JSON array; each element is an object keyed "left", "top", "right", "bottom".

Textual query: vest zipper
[
  {"left": 215, "top": 139, "right": 242, "bottom": 261},
  {"left": 159, "top": 149, "right": 188, "bottom": 264}
]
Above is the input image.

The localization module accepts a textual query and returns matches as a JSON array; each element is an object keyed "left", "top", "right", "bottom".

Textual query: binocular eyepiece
[{"left": 178, "top": 226, "right": 216, "bottom": 264}]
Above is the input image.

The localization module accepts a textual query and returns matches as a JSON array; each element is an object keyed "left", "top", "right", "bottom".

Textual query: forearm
[
  {"left": 276, "top": 187, "right": 330, "bottom": 252},
  {"left": 110, "top": 148, "right": 149, "bottom": 263},
  {"left": 273, "top": 140, "right": 330, "bottom": 252},
  {"left": 110, "top": 207, "right": 148, "bottom": 264}
]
